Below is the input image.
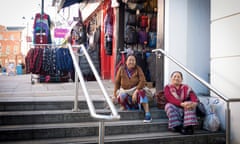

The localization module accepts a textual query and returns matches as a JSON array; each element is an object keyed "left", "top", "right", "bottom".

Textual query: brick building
[{"left": 0, "top": 25, "right": 25, "bottom": 71}]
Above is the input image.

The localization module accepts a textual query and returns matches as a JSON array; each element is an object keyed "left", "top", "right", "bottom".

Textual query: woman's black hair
[
  {"left": 170, "top": 71, "right": 183, "bottom": 79},
  {"left": 125, "top": 53, "right": 136, "bottom": 62}
]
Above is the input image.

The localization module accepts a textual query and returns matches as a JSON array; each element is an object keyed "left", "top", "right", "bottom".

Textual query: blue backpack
[{"left": 148, "top": 32, "right": 157, "bottom": 48}]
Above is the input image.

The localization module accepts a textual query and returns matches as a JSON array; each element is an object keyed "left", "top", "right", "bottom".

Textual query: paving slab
[{"left": 0, "top": 74, "right": 115, "bottom": 102}]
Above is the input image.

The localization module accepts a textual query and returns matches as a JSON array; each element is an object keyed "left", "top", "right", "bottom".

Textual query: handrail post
[
  {"left": 72, "top": 52, "right": 80, "bottom": 112},
  {"left": 99, "top": 121, "right": 105, "bottom": 144},
  {"left": 67, "top": 44, "right": 120, "bottom": 144},
  {"left": 226, "top": 102, "right": 231, "bottom": 144}
]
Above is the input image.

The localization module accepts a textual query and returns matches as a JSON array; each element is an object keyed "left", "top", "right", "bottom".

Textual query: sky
[{"left": 0, "top": 0, "right": 55, "bottom": 27}]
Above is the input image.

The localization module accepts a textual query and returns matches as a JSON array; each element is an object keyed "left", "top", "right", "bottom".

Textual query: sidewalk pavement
[{"left": 0, "top": 74, "right": 114, "bottom": 102}]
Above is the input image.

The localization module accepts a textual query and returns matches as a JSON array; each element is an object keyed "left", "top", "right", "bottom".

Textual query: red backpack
[{"left": 138, "top": 15, "right": 148, "bottom": 28}]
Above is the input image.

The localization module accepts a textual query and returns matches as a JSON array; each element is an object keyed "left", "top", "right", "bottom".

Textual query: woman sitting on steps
[
  {"left": 112, "top": 54, "right": 152, "bottom": 123},
  {"left": 164, "top": 71, "right": 199, "bottom": 135}
]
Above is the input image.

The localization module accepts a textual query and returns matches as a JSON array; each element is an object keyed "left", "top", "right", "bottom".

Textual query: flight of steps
[{"left": 0, "top": 100, "right": 226, "bottom": 144}]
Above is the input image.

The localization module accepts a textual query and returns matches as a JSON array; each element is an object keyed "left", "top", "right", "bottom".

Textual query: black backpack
[
  {"left": 126, "top": 13, "right": 137, "bottom": 26},
  {"left": 149, "top": 14, "right": 157, "bottom": 32},
  {"left": 125, "top": 26, "right": 138, "bottom": 45}
]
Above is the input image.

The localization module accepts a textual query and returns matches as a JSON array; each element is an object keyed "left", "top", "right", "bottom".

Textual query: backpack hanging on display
[
  {"left": 148, "top": 32, "right": 157, "bottom": 48},
  {"left": 149, "top": 13, "right": 157, "bottom": 32},
  {"left": 138, "top": 28, "right": 148, "bottom": 45},
  {"left": 127, "top": 13, "right": 137, "bottom": 26},
  {"left": 125, "top": 26, "right": 138, "bottom": 45},
  {"left": 138, "top": 14, "right": 148, "bottom": 28}
]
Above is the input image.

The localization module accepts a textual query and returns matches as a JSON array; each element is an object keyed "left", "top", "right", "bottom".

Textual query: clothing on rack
[
  {"left": 25, "top": 46, "right": 73, "bottom": 76},
  {"left": 42, "top": 48, "right": 57, "bottom": 75},
  {"left": 33, "top": 13, "right": 52, "bottom": 44},
  {"left": 25, "top": 48, "right": 44, "bottom": 74}
]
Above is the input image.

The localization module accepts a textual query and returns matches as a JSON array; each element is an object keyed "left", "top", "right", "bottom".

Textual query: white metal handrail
[
  {"left": 68, "top": 43, "right": 120, "bottom": 144},
  {"left": 152, "top": 48, "right": 240, "bottom": 144}
]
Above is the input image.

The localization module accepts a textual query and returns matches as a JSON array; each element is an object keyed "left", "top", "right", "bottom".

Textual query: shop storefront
[{"left": 50, "top": 0, "right": 165, "bottom": 89}]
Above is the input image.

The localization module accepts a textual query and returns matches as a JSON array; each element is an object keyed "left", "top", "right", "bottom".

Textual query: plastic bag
[{"left": 203, "top": 104, "right": 220, "bottom": 132}]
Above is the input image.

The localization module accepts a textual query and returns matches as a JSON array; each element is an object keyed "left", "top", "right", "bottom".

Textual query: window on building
[
  {"left": 0, "top": 34, "right": 3, "bottom": 40},
  {"left": 14, "top": 46, "right": 18, "bottom": 54},
  {"left": 6, "top": 46, "right": 10, "bottom": 54},
  {"left": 10, "top": 35, "right": 14, "bottom": 40}
]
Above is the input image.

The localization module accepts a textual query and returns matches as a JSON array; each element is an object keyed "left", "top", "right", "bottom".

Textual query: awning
[
  {"left": 81, "top": 1, "right": 103, "bottom": 22},
  {"left": 52, "top": 0, "right": 103, "bottom": 29},
  {"left": 54, "top": 0, "right": 102, "bottom": 12},
  {"left": 53, "top": 0, "right": 83, "bottom": 12},
  {"left": 62, "top": 0, "right": 83, "bottom": 8}
]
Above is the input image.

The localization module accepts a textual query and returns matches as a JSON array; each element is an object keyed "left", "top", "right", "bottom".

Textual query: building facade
[{"left": 0, "top": 25, "right": 24, "bottom": 71}]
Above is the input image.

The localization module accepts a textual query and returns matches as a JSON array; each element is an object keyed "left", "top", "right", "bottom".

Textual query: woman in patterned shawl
[
  {"left": 164, "top": 71, "right": 199, "bottom": 135},
  {"left": 113, "top": 54, "right": 152, "bottom": 123}
]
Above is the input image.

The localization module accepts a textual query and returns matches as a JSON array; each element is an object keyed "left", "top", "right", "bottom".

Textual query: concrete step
[
  {"left": 0, "top": 108, "right": 167, "bottom": 125},
  {"left": 0, "top": 101, "right": 107, "bottom": 111},
  {"left": 0, "top": 100, "right": 158, "bottom": 112},
  {"left": 0, "top": 119, "right": 169, "bottom": 141},
  {"left": 0, "top": 131, "right": 226, "bottom": 144}
]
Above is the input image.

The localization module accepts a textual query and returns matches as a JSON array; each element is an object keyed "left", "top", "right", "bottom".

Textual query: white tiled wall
[{"left": 211, "top": 0, "right": 240, "bottom": 143}]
